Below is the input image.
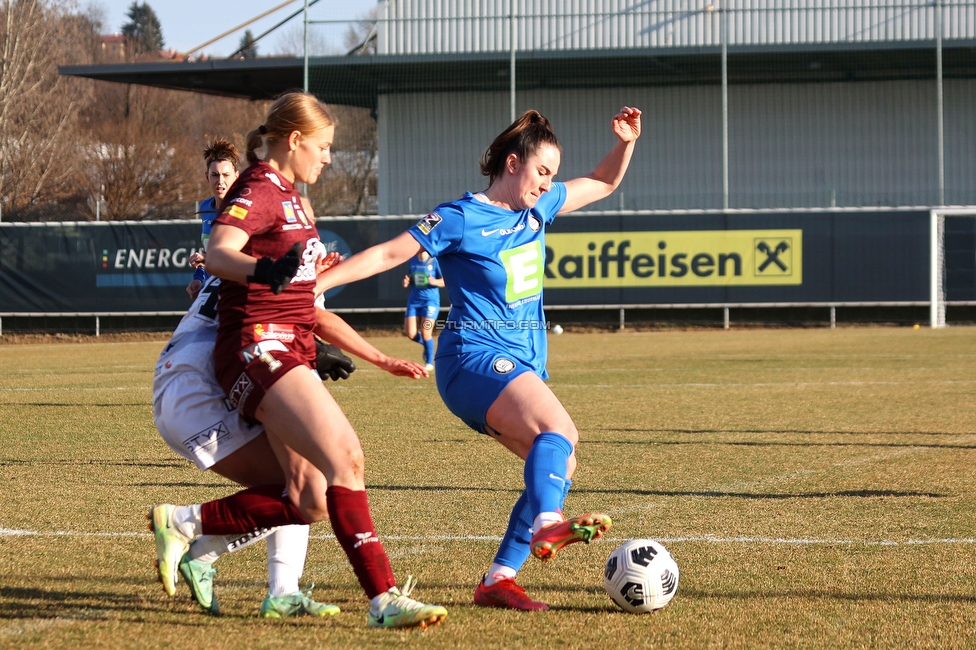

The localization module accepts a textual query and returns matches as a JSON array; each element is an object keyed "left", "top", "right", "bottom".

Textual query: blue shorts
[
  {"left": 435, "top": 350, "right": 535, "bottom": 434},
  {"left": 405, "top": 299, "right": 439, "bottom": 320}
]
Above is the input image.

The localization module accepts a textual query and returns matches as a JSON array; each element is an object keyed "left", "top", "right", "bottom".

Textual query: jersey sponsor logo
[
  {"left": 265, "top": 172, "right": 287, "bottom": 191},
  {"left": 282, "top": 201, "right": 297, "bottom": 223},
  {"left": 229, "top": 373, "right": 253, "bottom": 409},
  {"left": 528, "top": 214, "right": 542, "bottom": 232},
  {"left": 182, "top": 420, "right": 232, "bottom": 457},
  {"left": 492, "top": 358, "right": 516, "bottom": 374},
  {"left": 500, "top": 241, "right": 544, "bottom": 303},
  {"left": 253, "top": 323, "right": 295, "bottom": 342},
  {"left": 483, "top": 223, "right": 527, "bottom": 237},
  {"left": 282, "top": 223, "right": 303, "bottom": 230},
  {"left": 231, "top": 197, "right": 253, "bottom": 207},
  {"left": 224, "top": 205, "right": 248, "bottom": 220},
  {"left": 416, "top": 212, "right": 442, "bottom": 235},
  {"left": 293, "top": 239, "right": 327, "bottom": 283}
]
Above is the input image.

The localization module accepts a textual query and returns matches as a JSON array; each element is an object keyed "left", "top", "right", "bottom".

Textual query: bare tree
[
  {"left": 0, "top": 0, "right": 96, "bottom": 219},
  {"left": 343, "top": 5, "right": 379, "bottom": 55},
  {"left": 309, "top": 105, "right": 377, "bottom": 215}
]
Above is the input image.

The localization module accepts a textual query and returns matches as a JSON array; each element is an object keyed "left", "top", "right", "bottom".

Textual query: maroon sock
[
  {"left": 326, "top": 486, "right": 396, "bottom": 599},
  {"left": 201, "top": 484, "right": 309, "bottom": 535}
]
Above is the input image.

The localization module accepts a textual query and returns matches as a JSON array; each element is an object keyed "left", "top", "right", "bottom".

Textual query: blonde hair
[{"left": 245, "top": 91, "right": 335, "bottom": 164}]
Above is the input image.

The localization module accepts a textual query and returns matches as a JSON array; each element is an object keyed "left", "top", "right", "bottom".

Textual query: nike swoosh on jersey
[{"left": 481, "top": 229, "right": 499, "bottom": 236}]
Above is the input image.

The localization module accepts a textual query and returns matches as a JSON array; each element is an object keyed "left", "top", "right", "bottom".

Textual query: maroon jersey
[{"left": 213, "top": 160, "right": 325, "bottom": 368}]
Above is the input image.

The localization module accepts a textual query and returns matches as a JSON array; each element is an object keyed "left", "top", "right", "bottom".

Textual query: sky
[{"left": 92, "top": 0, "right": 381, "bottom": 58}]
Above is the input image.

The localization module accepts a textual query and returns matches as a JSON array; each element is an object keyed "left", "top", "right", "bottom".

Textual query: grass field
[{"left": 2, "top": 327, "right": 976, "bottom": 649}]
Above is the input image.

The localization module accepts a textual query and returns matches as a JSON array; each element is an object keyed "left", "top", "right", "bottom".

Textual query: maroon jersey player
[{"left": 148, "top": 92, "right": 447, "bottom": 630}]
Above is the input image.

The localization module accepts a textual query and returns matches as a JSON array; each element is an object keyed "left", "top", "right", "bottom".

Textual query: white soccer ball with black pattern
[{"left": 604, "top": 539, "right": 679, "bottom": 613}]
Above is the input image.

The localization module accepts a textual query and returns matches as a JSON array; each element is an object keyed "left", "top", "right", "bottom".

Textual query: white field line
[
  {"left": 2, "top": 528, "right": 975, "bottom": 547},
  {"left": 5, "top": 379, "right": 976, "bottom": 394}
]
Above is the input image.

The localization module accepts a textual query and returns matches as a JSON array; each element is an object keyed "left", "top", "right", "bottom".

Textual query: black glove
[
  {"left": 247, "top": 243, "right": 302, "bottom": 295},
  {"left": 315, "top": 338, "right": 356, "bottom": 381}
]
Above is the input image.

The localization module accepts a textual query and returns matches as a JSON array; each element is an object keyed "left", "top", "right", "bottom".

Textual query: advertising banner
[{"left": 0, "top": 210, "right": 929, "bottom": 314}]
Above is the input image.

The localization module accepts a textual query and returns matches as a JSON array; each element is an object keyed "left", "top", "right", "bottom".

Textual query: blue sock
[
  {"left": 491, "top": 490, "right": 533, "bottom": 571},
  {"left": 412, "top": 332, "right": 423, "bottom": 344},
  {"left": 560, "top": 478, "right": 572, "bottom": 511},
  {"left": 524, "top": 432, "right": 573, "bottom": 518},
  {"left": 422, "top": 338, "right": 435, "bottom": 364}
]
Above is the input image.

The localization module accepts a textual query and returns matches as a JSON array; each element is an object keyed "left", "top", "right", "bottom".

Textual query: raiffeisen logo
[{"left": 544, "top": 230, "right": 802, "bottom": 287}]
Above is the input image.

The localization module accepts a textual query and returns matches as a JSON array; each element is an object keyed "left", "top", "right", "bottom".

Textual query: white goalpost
[{"left": 930, "top": 208, "right": 976, "bottom": 328}]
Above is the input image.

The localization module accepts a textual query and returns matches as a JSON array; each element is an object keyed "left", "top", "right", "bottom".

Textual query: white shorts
[{"left": 153, "top": 370, "right": 264, "bottom": 471}]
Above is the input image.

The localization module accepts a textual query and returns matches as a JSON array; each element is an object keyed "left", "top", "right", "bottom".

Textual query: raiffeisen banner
[
  {"left": 0, "top": 210, "right": 929, "bottom": 313},
  {"left": 545, "top": 230, "right": 802, "bottom": 287}
]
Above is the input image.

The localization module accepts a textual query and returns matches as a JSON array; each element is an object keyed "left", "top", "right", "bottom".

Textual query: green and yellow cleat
[
  {"left": 368, "top": 576, "right": 447, "bottom": 630},
  {"left": 260, "top": 586, "right": 340, "bottom": 619},
  {"left": 148, "top": 504, "right": 191, "bottom": 597},
  {"left": 179, "top": 552, "right": 219, "bottom": 615}
]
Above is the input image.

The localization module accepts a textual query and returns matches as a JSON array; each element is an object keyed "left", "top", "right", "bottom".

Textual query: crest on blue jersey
[
  {"left": 528, "top": 214, "right": 542, "bottom": 232},
  {"left": 492, "top": 358, "right": 516, "bottom": 374},
  {"left": 417, "top": 212, "right": 442, "bottom": 235}
]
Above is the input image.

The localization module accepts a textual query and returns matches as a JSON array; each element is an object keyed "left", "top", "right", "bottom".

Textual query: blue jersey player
[
  {"left": 318, "top": 106, "right": 642, "bottom": 611},
  {"left": 185, "top": 139, "right": 241, "bottom": 300},
  {"left": 402, "top": 251, "right": 444, "bottom": 370}
]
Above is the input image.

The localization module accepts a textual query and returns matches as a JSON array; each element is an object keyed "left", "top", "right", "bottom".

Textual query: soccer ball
[
  {"left": 604, "top": 539, "right": 679, "bottom": 613},
  {"left": 551, "top": 324, "right": 564, "bottom": 335}
]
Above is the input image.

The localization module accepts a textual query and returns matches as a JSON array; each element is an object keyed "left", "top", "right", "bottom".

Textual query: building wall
[
  {"left": 378, "top": 78, "right": 976, "bottom": 215},
  {"left": 377, "top": 0, "right": 975, "bottom": 55}
]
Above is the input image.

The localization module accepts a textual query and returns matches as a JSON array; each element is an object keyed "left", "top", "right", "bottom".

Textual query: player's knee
[
  {"left": 555, "top": 425, "right": 579, "bottom": 446},
  {"left": 328, "top": 445, "right": 366, "bottom": 489},
  {"left": 566, "top": 451, "right": 578, "bottom": 479},
  {"left": 293, "top": 486, "right": 329, "bottom": 523}
]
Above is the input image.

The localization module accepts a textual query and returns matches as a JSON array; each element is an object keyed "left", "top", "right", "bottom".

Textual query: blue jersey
[
  {"left": 407, "top": 256, "right": 442, "bottom": 304},
  {"left": 193, "top": 196, "right": 219, "bottom": 283},
  {"left": 408, "top": 182, "right": 567, "bottom": 378}
]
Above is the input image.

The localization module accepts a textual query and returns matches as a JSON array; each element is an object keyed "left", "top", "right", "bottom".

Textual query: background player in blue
[
  {"left": 402, "top": 251, "right": 444, "bottom": 370},
  {"left": 186, "top": 139, "right": 241, "bottom": 299},
  {"left": 318, "top": 106, "right": 642, "bottom": 611}
]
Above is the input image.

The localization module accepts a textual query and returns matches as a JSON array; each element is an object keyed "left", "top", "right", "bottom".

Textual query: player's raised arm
[{"left": 559, "top": 106, "right": 642, "bottom": 214}]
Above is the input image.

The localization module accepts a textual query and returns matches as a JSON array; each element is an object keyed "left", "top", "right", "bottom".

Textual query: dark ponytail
[{"left": 479, "top": 110, "right": 561, "bottom": 187}]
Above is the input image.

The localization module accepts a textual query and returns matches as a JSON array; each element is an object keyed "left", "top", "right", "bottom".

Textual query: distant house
[{"left": 99, "top": 34, "right": 126, "bottom": 62}]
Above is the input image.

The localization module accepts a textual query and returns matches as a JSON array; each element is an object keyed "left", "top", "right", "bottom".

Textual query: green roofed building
[{"left": 61, "top": 1, "right": 976, "bottom": 215}]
